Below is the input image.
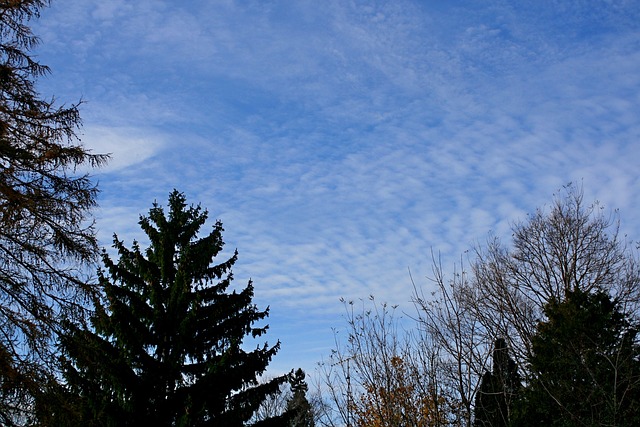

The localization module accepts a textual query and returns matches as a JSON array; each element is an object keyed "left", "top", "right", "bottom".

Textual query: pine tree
[
  {"left": 473, "top": 338, "right": 520, "bottom": 427},
  {"left": 44, "top": 191, "right": 289, "bottom": 426},
  {"left": 514, "top": 289, "right": 640, "bottom": 426},
  {"left": 286, "top": 369, "right": 314, "bottom": 427}
]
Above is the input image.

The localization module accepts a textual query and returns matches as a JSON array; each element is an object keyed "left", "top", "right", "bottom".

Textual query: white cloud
[
  {"left": 81, "top": 126, "right": 166, "bottom": 172},
  {"left": 32, "top": 0, "right": 640, "bottom": 377}
]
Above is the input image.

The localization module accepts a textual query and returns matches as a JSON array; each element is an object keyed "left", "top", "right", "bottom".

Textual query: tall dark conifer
[
  {"left": 513, "top": 289, "right": 640, "bottom": 426},
  {"left": 45, "top": 191, "right": 289, "bottom": 426},
  {"left": 286, "top": 369, "right": 314, "bottom": 427},
  {"left": 473, "top": 338, "right": 520, "bottom": 427}
]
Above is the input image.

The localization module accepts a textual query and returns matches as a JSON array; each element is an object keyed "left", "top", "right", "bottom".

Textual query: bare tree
[
  {"left": 317, "top": 297, "right": 453, "bottom": 427},
  {"left": 411, "top": 260, "right": 493, "bottom": 427},
  {"left": 469, "top": 186, "right": 640, "bottom": 363},
  {"left": 412, "top": 185, "right": 640, "bottom": 426},
  {"left": 319, "top": 185, "right": 640, "bottom": 426}
]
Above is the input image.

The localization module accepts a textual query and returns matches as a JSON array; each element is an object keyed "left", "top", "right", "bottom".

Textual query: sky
[{"left": 33, "top": 0, "right": 640, "bottom": 376}]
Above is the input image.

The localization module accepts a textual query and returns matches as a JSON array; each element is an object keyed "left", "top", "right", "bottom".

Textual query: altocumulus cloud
[{"left": 32, "top": 0, "right": 640, "bottom": 375}]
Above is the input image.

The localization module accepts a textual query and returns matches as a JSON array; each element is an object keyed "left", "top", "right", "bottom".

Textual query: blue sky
[{"left": 34, "top": 1, "right": 640, "bottom": 376}]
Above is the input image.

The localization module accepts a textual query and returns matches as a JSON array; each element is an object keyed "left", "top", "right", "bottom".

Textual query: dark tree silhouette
[
  {"left": 43, "top": 191, "right": 289, "bottom": 426},
  {"left": 514, "top": 289, "right": 640, "bottom": 426},
  {"left": 473, "top": 338, "right": 520, "bottom": 427},
  {"left": 286, "top": 369, "right": 314, "bottom": 427},
  {"left": 0, "top": 1, "right": 107, "bottom": 424}
]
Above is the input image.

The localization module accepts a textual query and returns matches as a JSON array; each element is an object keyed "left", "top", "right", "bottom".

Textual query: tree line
[
  {"left": 1, "top": 1, "right": 639, "bottom": 426},
  {"left": 316, "top": 189, "right": 640, "bottom": 426}
]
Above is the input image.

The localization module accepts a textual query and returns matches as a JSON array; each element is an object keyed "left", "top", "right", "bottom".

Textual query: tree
[
  {"left": 473, "top": 338, "right": 520, "bottom": 427},
  {"left": 351, "top": 355, "right": 448, "bottom": 427},
  {"left": 0, "top": 1, "right": 106, "bottom": 423},
  {"left": 317, "top": 298, "right": 453, "bottom": 427},
  {"left": 287, "top": 369, "right": 315, "bottom": 427},
  {"left": 43, "top": 191, "right": 289, "bottom": 426},
  {"left": 412, "top": 185, "right": 640, "bottom": 425},
  {"left": 514, "top": 289, "right": 640, "bottom": 426},
  {"left": 469, "top": 186, "right": 640, "bottom": 364},
  {"left": 251, "top": 370, "right": 316, "bottom": 427},
  {"left": 251, "top": 377, "right": 295, "bottom": 425},
  {"left": 412, "top": 261, "right": 491, "bottom": 427}
]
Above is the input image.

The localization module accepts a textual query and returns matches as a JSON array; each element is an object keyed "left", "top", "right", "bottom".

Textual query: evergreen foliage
[
  {"left": 45, "top": 191, "right": 288, "bottom": 426},
  {"left": 0, "top": 1, "right": 106, "bottom": 423},
  {"left": 286, "top": 369, "right": 314, "bottom": 427},
  {"left": 513, "top": 289, "right": 640, "bottom": 426},
  {"left": 473, "top": 339, "right": 520, "bottom": 427}
]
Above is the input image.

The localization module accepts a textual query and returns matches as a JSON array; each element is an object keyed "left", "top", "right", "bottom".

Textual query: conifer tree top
[{"left": 47, "top": 190, "right": 291, "bottom": 426}]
